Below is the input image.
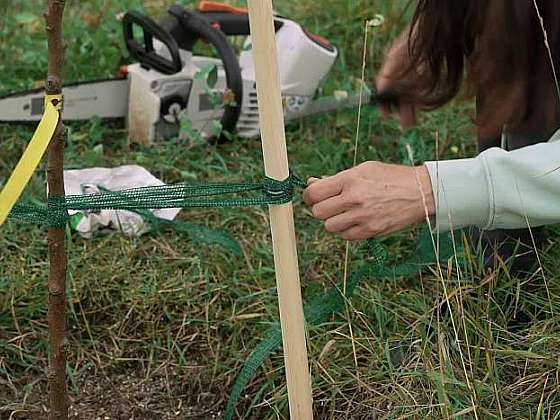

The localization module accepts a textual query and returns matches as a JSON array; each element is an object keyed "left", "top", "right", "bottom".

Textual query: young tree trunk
[{"left": 45, "top": 1, "right": 68, "bottom": 418}]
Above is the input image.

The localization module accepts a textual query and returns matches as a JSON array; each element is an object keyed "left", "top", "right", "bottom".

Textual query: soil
[{"left": 1, "top": 368, "right": 227, "bottom": 420}]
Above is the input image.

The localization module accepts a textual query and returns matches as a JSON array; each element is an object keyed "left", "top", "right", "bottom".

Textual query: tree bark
[{"left": 45, "top": 1, "right": 68, "bottom": 419}]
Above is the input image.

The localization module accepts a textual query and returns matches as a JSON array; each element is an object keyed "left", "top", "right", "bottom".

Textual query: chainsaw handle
[
  {"left": 123, "top": 11, "right": 183, "bottom": 75},
  {"left": 196, "top": 11, "right": 284, "bottom": 36},
  {"left": 167, "top": 5, "right": 244, "bottom": 143}
]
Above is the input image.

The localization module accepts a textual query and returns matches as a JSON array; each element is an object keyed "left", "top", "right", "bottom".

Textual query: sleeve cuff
[{"left": 425, "top": 157, "right": 492, "bottom": 232}]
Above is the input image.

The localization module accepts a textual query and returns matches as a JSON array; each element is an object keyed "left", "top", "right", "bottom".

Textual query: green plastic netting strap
[
  {"left": 224, "top": 229, "right": 460, "bottom": 419},
  {"left": 8, "top": 173, "right": 306, "bottom": 227}
]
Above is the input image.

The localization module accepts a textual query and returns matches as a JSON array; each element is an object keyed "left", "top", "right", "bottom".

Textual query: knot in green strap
[
  {"left": 263, "top": 172, "right": 306, "bottom": 204},
  {"left": 47, "top": 195, "right": 69, "bottom": 228}
]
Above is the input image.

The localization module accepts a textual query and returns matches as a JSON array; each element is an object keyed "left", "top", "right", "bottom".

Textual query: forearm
[
  {"left": 305, "top": 130, "right": 560, "bottom": 239},
  {"left": 426, "top": 129, "right": 560, "bottom": 232}
]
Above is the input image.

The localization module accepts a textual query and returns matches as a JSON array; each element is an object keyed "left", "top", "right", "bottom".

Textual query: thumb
[
  {"left": 399, "top": 104, "right": 418, "bottom": 129},
  {"left": 307, "top": 177, "right": 320, "bottom": 186}
]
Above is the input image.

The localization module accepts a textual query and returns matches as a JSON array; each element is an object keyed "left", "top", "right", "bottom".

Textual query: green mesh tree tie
[
  {"left": 224, "top": 229, "right": 461, "bottom": 419},
  {"left": 48, "top": 195, "right": 70, "bottom": 227},
  {"left": 8, "top": 173, "right": 305, "bottom": 226},
  {"left": 7, "top": 174, "right": 305, "bottom": 254}
]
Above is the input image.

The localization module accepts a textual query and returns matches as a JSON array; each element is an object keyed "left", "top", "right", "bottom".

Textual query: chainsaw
[{"left": 0, "top": 1, "right": 395, "bottom": 144}]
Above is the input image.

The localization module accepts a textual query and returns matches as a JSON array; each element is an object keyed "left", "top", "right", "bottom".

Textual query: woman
[{"left": 305, "top": 0, "right": 560, "bottom": 272}]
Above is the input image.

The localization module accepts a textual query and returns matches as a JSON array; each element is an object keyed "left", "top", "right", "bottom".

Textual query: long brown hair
[{"left": 399, "top": 0, "right": 560, "bottom": 137}]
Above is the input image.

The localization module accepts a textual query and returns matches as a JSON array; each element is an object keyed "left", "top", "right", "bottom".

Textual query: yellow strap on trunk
[{"left": 0, "top": 94, "right": 62, "bottom": 225}]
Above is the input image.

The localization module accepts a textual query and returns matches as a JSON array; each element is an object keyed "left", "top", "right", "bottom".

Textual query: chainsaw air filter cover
[{"left": 124, "top": 5, "right": 243, "bottom": 143}]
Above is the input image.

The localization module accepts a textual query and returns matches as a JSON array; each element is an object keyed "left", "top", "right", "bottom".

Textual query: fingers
[
  {"left": 399, "top": 103, "right": 418, "bottom": 129},
  {"left": 324, "top": 211, "right": 358, "bottom": 234},
  {"left": 307, "top": 177, "right": 320, "bottom": 186},
  {"left": 324, "top": 211, "right": 376, "bottom": 241},
  {"left": 311, "top": 194, "right": 348, "bottom": 220},
  {"left": 305, "top": 174, "right": 369, "bottom": 240},
  {"left": 303, "top": 175, "right": 343, "bottom": 206},
  {"left": 340, "top": 226, "right": 371, "bottom": 241},
  {"left": 376, "top": 74, "right": 393, "bottom": 119}
]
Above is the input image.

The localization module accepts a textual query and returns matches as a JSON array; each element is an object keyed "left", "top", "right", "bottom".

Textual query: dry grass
[{"left": 1, "top": 1, "right": 560, "bottom": 419}]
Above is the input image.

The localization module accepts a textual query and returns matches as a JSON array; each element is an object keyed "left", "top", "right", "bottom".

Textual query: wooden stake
[
  {"left": 45, "top": 1, "right": 68, "bottom": 418},
  {"left": 246, "top": 1, "right": 313, "bottom": 418}
]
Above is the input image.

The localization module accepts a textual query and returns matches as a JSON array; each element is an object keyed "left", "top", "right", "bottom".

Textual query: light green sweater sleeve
[{"left": 425, "top": 129, "right": 560, "bottom": 232}]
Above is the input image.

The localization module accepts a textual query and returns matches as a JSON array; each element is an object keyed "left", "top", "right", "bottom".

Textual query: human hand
[
  {"left": 304, "top": 162, "right": 435, "bottom": 240},
  {"left": 376, "top": 31, "right": 419, "bottom": 129}
]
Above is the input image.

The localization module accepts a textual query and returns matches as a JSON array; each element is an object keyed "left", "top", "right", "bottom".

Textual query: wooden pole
[
  {"left": 45, "top": 1, "right": 68, "bottom": 418},
  {"left": 246, "top": 1, "right": 313, "bottom": 418}
]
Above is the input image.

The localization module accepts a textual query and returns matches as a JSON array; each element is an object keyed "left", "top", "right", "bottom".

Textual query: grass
[{"left": 1, "top": 0, "right": 560, "bottom": 418}]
